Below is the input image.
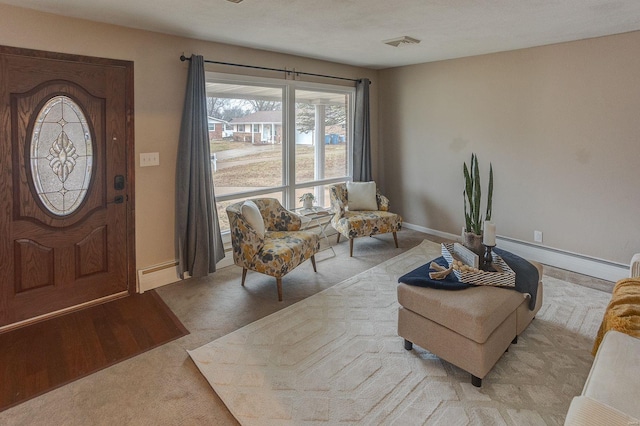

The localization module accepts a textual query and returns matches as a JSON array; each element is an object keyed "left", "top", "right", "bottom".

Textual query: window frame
[{"left": 206, "top": 72, "right": 354, "bottom": 234}]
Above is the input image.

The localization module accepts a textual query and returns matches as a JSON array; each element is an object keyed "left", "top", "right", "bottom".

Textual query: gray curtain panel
[
  {"left": 175, "top": 54, "right": 225, "bottom": 279},
  {"left": 353, "top": 78, "right": 372, "bottom": 182}
]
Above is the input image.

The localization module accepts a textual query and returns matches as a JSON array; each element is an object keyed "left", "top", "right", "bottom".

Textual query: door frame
[{"left": 0, "top": 45, "right": 136, "bottom": 331}]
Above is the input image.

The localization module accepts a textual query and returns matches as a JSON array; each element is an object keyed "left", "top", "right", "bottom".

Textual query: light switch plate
[{"left": 140, "top": 152, "right": 160, "bottom": 167}]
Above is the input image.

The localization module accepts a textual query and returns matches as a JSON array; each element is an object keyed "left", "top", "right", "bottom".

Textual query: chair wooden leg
[
  {"left": 310, "top": 255, "right": 317, "bottom": 272},
  {"left": 349, "top": 238, "right": 354, "bottom": 257},
  {"left": 393, "top": 231, "right": 399, "bottom": 248},
  {"left": 241, "top": 268, "right": 247, "bottom": 286},
  {"left": 276, "top": 278, "right": 283, "bottom": 302},
  {"left": 336, "top": 233, "right": 341, "bottom": 244}
]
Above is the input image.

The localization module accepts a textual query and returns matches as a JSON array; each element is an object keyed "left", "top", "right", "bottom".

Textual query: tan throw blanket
[{"left": 592, "top": 278, "right": 640, "bottom": 355}]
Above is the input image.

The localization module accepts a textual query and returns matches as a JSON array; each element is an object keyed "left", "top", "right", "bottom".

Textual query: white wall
[{"left": 379, "top": 31, "right": 640, "bottom": 265}]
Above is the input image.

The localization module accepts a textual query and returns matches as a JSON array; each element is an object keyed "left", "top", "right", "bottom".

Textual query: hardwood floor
[{"left": 0, "top": 291, "right": 188, "bottom": 412}]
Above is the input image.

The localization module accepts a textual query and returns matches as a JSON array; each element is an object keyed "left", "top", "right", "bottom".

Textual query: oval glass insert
[{"left": 30, "top": 95, "right": 93, "bottom": 216}]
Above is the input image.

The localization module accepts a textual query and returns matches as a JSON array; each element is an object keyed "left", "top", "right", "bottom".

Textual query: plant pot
[
  {"left": 462, "top": 231, "right": 484, "bottom": 257},
  {"left": 303, "top": 199, "right": 313, "bottom": 209}
]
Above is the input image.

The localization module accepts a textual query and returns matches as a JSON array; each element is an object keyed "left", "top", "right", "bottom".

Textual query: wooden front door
[{"left": 0, "top": 47, "right": 135, "bottom": 330}]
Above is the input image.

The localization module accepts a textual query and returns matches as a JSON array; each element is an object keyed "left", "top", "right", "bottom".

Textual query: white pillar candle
[{"left": 483, "top": 221, "right": 496, "bottom": 246}]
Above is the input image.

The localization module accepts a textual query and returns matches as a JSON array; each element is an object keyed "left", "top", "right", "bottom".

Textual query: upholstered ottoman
[{"left": 397, "top": 260, "right": 543, "bottom": 387}]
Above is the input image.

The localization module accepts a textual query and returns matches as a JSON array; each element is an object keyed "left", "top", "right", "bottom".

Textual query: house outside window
[{"left": 206, "top": 72, "right": 354, "bottom": 233}]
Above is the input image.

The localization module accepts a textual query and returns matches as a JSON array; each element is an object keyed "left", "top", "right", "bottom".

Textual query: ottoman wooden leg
[
  {"left": 404, "top": 339, "right": 413, "bottom": 351},
  {"left": 472, "top": 375, "right": 482, "bottom": 387}
]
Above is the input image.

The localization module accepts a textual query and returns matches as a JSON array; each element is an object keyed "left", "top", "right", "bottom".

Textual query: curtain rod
[{"left": 179, "top": 54, "right": 364, "bottom": 84}]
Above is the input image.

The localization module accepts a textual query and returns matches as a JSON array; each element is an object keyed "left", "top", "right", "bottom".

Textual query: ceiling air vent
[{"left": 383, "top": 36, "right": 421, "bottom": 47}]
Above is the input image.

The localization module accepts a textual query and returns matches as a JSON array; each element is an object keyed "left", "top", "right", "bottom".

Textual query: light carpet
[{"left": 188, "top": 240, "right": 610, "bottom": 425}]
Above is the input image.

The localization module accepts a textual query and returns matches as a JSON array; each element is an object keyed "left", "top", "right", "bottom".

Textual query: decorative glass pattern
[{"left": 30, "top": 96, "right": 93, "bottom": 216}]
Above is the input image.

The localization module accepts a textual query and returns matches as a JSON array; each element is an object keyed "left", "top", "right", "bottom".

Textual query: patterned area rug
[{"left": 188, "top": 240, "right": 610, "bottom": 425}]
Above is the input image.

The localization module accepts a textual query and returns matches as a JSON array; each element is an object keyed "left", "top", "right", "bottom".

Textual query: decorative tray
[{"left": 441, "top": 243, "right": 515, "bottom": 287}]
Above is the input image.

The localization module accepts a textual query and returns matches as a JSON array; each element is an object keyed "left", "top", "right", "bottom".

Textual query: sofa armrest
[
  {"left": 565, "top": 396, "right": 639, "bottom": 426},
  {"left": 227, "top": 213, "right": 265, "bottom": 265},
  {"left": 631, "top": 253, "right": 640, "bottom": 278},
  {"left": 329, "top": 187, "right": 346, "bottom": 218},
  {"left": 584, "top": 330, "right": 640, "bottom": 420},
  {"left": 376, "top": 193, "right": 390, "bottom": 212}
]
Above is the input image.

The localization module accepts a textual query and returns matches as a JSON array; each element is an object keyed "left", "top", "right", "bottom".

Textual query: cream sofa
[
  {"left": 564, "top": 255, "right": 640, "bottom": 426},
  {"left": 564, "top": 330, "right": 640, "bottom": 425}
]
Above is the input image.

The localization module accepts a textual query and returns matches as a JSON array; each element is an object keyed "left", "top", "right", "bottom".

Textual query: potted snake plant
[{"left": 463, "top": 153, "right": 493, "bottom": 256}]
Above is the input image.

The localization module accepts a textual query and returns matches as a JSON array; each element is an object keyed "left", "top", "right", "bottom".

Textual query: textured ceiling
[{"left": 2, "top": 0, "right": 640, "bottom": 69}]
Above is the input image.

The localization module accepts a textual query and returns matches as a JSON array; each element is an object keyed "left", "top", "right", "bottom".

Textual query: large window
[{"left": 206, "top": 73, "right": 353, "bottom": 233}]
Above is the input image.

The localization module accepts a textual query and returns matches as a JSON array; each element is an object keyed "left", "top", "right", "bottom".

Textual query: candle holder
[{"left": 481, "top": 244, "right": 496, "bottom": 272}]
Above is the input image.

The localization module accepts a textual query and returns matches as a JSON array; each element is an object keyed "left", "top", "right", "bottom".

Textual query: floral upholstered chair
[
  {"left": 226, "top": 198, "right": 320, "bottom": 301},
  {"left": 329, "top": 182, "right": 402, "bottom": 257}
]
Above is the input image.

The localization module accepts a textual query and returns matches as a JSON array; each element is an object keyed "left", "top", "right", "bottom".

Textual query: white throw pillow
[
  {"left": 241, "top": 200, "right": 265, "bottom": 237},
  {"left": 346, "top": 181, "right": 378, "bottom": 211}
]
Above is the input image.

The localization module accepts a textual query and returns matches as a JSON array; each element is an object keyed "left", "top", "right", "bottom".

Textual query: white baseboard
[
  {"left": 137, "top": 253, "right": 234, "bottom": 293},
  {"left": 402, "top": 223, "right": 460, "bottom": 243},
  {"left": 138, "top": 224, "right": 628, "bottom": 292},
  {"left": 137, "top": 221, "right": 341, "bottom": 293},
  {"left": 402, "top": 222, "right": 628, "bottom": 282},
  {"left": 137, "top": 261, "right": 181, "bottom": 293}
]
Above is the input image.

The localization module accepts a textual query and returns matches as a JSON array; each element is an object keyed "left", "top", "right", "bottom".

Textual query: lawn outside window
[{"left": 206, "top": 72, "right": 354, "bottom": 234}]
